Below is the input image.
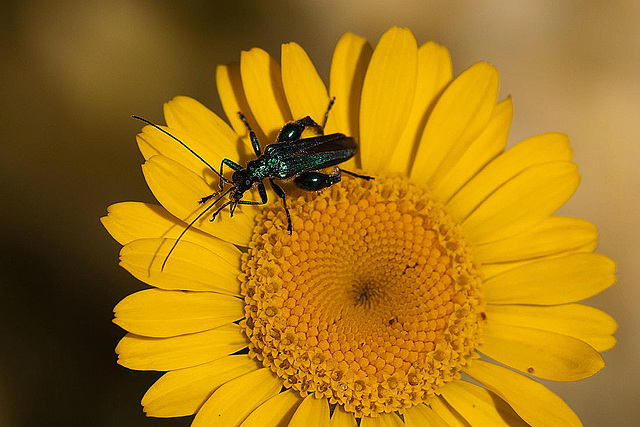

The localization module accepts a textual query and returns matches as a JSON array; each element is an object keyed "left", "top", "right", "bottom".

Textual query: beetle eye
[{"left": 245, "top": 179, "right": 251, "bottom": 186}]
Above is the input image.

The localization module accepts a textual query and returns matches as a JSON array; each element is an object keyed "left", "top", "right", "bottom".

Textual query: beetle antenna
[
  {"left": 132, "top": 115, "right": 230, "bottom": 183},
  {"left": 160, "top": 187, "right": 233, "bottom": 271}
]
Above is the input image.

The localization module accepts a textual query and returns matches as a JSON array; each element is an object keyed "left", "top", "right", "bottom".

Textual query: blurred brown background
[{"left": 1, "top": 1, "right": 638, "bottom": 426}]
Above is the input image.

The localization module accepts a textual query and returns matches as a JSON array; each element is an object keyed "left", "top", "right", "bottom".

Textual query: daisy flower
[{"left": 102, "top": 27, "right": 617, "bottom": 426}]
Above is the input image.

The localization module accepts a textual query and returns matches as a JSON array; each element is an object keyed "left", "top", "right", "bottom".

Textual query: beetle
[
  {"left": 134, "top": 99, "right": 372, "bottom": 268},
  {"left": 213, "top": 108, "right": 373, "bottom": 231}
]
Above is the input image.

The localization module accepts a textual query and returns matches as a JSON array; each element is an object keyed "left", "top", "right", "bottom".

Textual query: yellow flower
[{"left": 102, "top": 27, "right": 617, "bottom": 426}]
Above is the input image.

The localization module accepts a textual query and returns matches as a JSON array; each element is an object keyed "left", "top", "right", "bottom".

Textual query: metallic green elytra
[{"left": 133, "top": 100, "right": 373, "bottom": 269}]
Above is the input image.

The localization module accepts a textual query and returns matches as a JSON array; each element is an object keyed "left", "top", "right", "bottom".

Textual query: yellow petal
[
  {"left": 485, "top": 253, "right": 616, "bottom": 305},
  {"left": 166, "top": 74, "right": 276, "bottom": 209},
  {"left": 380, "top": 413, "right": 405, "bottom": 427},
  {"left": 439, "top": 380, "right": 528, "bottom": 426},
  {"left": 403, "top": 403, "right": 449, "bottom": 427},
  {"left": 142, "top": 355, "right": 260, "bottom": 417},
  {"left": 143, "top": 99, "right": 268, "bottom": 212},
  {"left": 480, "top": 238, "right": 598, "bottom": 279},
  {"left": 411, "top": 62, "right": 499, "bottom": 188},
  {"left": 192, "top": 368, "right": 283, "bottom": 427},
  {"left": 464, "top": 360, "right": 583, "bottom": 427},
  {"left": 241, "top": 47, "right": 292, "bottom": 140},
  {"left": 360, "top": 416, "right": 387, "bottom": 427},
  {"left": 288, "top": 395, "right": 331, "bottom": 427},
  {"left": 113, "top": 289, "right": 244, "bottom": 337},
  {"left": 239, "top": 388, "right": 302, "bottom": 427},
  {"left": 359, "top": 416, "right": 387, "bottom": 427},
  {"left": 479, "top": 261, "right": 528, "bottom": 280},
  {"left": 486, "top": 303, "right": 617, "bottom": 352},
  {"left": 361, "top": 413, "right": 405, "bottom": 427},
  {"left": 136, "top": 123, "right": 228, "bottom": 182},
  {"left": 326, "top": 33, "right": 373, "bottom": 140},
  {"left": 475, "top": 216, "right": 598, "bottom": 263},
  {"left": 142, "top": 155, "right": 255, "bottom": 245},
  {"left": 580, "top": 335, "right": 617, "bottom": 353},
  {"left": 101, "top": 202, "right": 244, "bottom": 258},
  {"left": 281, "top": 42, "right": 330, "bottom": 125},
  {"left": 163, "top": 96, "right": 248, "bottom": 162},
  {"left": 481, "top": 322, "right": 605, "bottom": 381},
  {"left": 115, "top": 324, "right": 246, "bottom": 371},
  {"left": 101, "top": 202, "right": 177, "bottom": 246},
  {"left": 387, "top": 41, "right": 453, "bottom": 175},
  {"left": 119, "top": 238, "right": 240, "bottom": 295},
  {"left": 428, "top": 397, "right": 471, "bottom": 427},
  {"left": 359, "top": 27, "right": 418, "bottom": 173},
  {"left": 123, "top": 232, "right": 239, "bottom": 271},
  {"left": 330, "top": 405, "right": 357, "bottom": 427},
  {"left": 461, "top": 161, "right": 580, "bottom": 243},
  {"left": 216, "top": 62, "right": 269, "bottom": 146},
  {"left": 447, "top": 132, "right": 573, "bottom": 220},
  {"left": 431, "top": 98, "right": 512, "bottom": 202}
]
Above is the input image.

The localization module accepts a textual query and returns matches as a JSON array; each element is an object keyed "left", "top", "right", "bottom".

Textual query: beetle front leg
[
  {"left": 221, "top": 158, "right": 242, "bottom": 174},
  {"left": 228, "top": 182, "right": 269, "bottom": 219},
  {"left": 232, "top": 182, "right": 269, "bottom": 216},
  {"left": 201, "top": 158, "right": 243, "bottom": 204},
  {"left": 235, "top": 181, "right": 269, "bottom": 207},
  {"left": 209, "top": 200, "right": 233, "bottom": 221},
  {"left": 238, "top": 112, "right": 262, "bottom": 157},
  {"left": 269, "top": 179, "right": 292, "bottom": 234},
  {"left": 321, "top": 97, "right": 336, "bottom": 130}
]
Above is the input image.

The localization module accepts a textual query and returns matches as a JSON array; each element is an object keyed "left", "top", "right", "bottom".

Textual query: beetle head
[{"left": 231, "top": 169, "right": 253, "bottom": 199}]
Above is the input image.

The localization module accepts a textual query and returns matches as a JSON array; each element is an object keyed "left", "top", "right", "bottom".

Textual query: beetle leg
[
  {"left": 341, "top": 169, "right": 375, "bottom": 181},
  {"left": 221, "top": 158, "right": 243, "bottom": 171},
  {"left": 235, "top": 182, "right": 269, "bottom": 207},
  {"left": 269, "top": 179, "right": 292, "bottom": 234},
  {"left": 200, "top": 185, "right": 233, "bottom": 205},
  {"left": 200, "top": 194, "right": 214, "bottom": 204},
  {"left": 238, "top": 112, "right": 261, "bottom": 157},
  {"left": 219, "top": 158, "right": 243, "bottom": 193},
  {"left": 249, "top": 131, "right": 261, "bottom": 157},
  {"left": 293, "top": 169, "right": 342, "bottom": 192},
  {"left": 236, "top": 182, "right": 269, "bottom": 209},
  {"left": 256, "top": 181, "right": 269, "bottom": 204},
  {"left": 321, "top": 96, "right": 336, "bottom": 129},
  {"left": 210, "top": 200, "right": 233, "bottom": 221},
  {"left": 202, "top": 158, "right": 242, "bottom": 203}
]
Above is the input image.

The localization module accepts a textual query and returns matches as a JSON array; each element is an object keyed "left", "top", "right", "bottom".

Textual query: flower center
[{"left": 240, "top": 175, "right": 485, "bottom": 416}]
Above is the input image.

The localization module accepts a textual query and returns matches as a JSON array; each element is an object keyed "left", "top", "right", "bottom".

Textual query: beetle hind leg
[
  {"left": 341, "top": 169, "right": 374, "bottom": 181},
  {"left": 293, "top": 169, "right": 342, "bottom": 192}
]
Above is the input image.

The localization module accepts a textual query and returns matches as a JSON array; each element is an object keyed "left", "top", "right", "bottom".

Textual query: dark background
[{"left": 1, "top": 1, "right": 638, "bottom": 426}]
